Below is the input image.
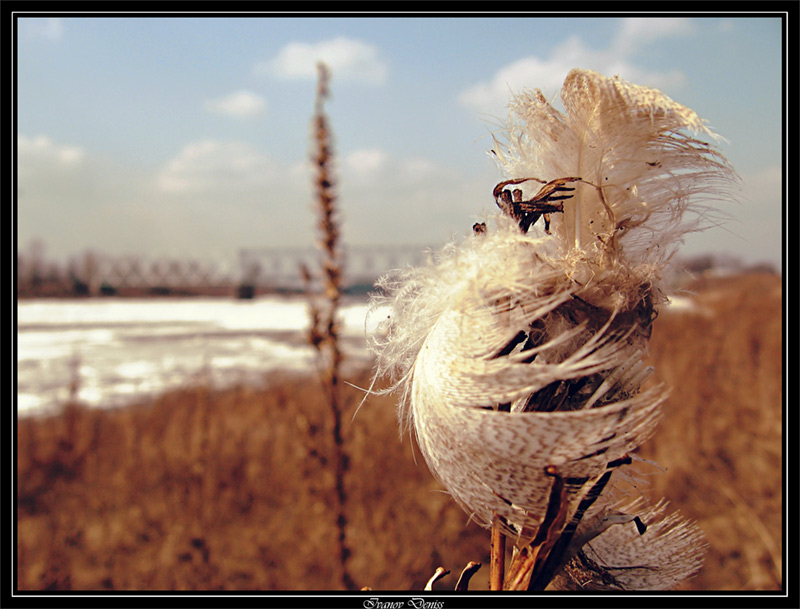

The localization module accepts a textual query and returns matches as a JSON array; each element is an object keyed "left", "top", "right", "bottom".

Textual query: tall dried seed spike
[{"left": 307, "top": 62, "right": 354, "bottom": 590}]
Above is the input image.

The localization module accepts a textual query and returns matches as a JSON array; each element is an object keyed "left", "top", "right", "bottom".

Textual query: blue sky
[{"left": 16, "top": 13, "right": 785, "bottom": 271}]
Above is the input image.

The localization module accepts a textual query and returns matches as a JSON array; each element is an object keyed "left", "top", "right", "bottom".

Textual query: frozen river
[{"left": 16, "top": 296, "right": 383, "bottom": 417}]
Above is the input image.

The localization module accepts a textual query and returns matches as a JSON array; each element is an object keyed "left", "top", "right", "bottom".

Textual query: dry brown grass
[
  {"left": 16, "top": 370, "right": 488, "bottom": 591},
  {"left": 15, "top": 272, "right": 783, "bottom": 592},
  {"left": 641, "top": 271, "right": 783, "bottom": 591}
]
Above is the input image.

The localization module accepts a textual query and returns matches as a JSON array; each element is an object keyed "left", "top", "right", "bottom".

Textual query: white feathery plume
[{"left": 368, "top": 68, "right": 736, "bottom": 590}]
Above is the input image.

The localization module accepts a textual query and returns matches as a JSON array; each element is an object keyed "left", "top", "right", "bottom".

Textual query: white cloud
[
  {"left": 614, "top": 17, "right": 694, "bottom": 52},
  {"left": 343, "top": 148, "right": 390, "bottom": 176},
  {"left": 343, "top": 148, "right": 444, "bottom": 189},
  {"left": 157, "top": 139, "right": 281, "bottom": 194},
  {"left": 204, "top": 90, "right": 266, "bottom": 119},
  {"left": 20, "top": 18, "right": 64, "bottom": 42},
  {"left": 459, "top": 20, "right": 692, "bottom": 115},
  {"left": 18, "top": 135, "right": 86, "bottom": 171},
  {"left": 457, "top": 48, "right": 578, "bottom": 112},
  {"left": 257, "top": 37, "right": 388, "bottom": 84}
]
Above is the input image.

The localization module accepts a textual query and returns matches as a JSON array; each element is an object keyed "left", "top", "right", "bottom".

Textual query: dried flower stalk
[
  {"left": 305, "top": 62, "right": 355, "bottom": 590},
  {"left": 369, "top": 68, "right": 737, "bottom": 591}
]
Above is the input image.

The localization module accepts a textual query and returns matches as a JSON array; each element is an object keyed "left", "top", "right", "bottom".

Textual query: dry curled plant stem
[
  {"left": 455, "top": 561, "right": 483, "bottom": 591},
  {"left": 424, "top": 567, "right": 450, "bottom": 591}
]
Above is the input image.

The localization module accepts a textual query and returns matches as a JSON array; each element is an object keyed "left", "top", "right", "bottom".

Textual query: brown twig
[{"left": 490, "top": 517, "right": 506, "bottom": 590}]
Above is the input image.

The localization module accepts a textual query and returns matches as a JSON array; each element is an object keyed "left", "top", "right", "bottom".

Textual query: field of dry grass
[
  {"left": 15, "top": 272, "right": 783, "bottom": 593},
  {"left": 641, "top": 271, "right": 783, "bottom": 591}
]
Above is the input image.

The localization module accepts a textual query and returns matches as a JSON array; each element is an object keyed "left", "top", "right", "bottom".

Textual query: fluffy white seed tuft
[{"left": 368, "top": 68, "right": 737, "bottom": 590}]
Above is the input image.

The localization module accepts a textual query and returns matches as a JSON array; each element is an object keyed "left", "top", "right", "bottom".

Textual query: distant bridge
[
  {"left": 239, "top": 244, "right": 436, "bottom": 291},
  {"left": 58, "top": 244, "right": 438, "bottom": 295}
]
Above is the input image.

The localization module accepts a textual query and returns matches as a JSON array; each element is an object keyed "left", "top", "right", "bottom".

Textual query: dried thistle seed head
[{"left": 369, "top": 68, "right": 734, "bottom": 590}]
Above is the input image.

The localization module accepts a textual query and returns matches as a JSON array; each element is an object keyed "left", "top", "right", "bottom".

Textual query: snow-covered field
[
  {"left": 15, "top": 293, "right": 698, "bottom": 417},
  {"left": 16, "top": 296, "right": 383, "bottom": 416}
]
